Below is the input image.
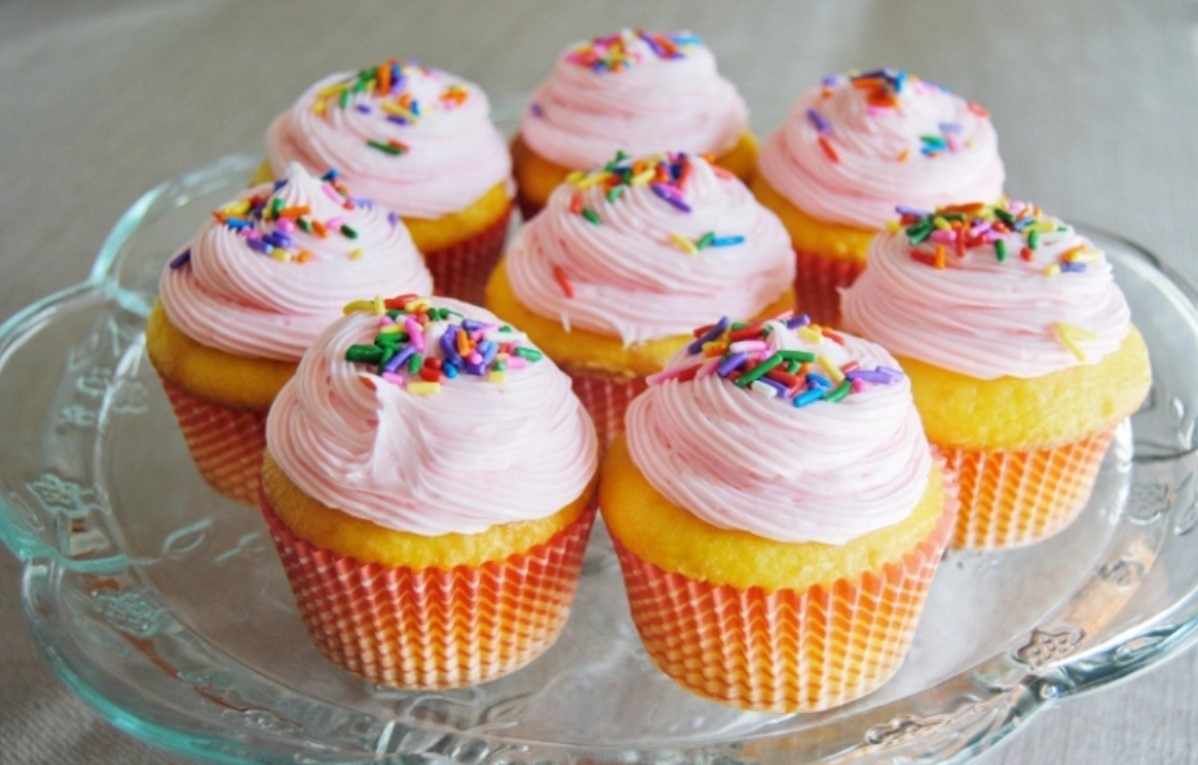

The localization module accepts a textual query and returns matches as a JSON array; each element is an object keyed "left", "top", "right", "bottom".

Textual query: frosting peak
[
  {"left": 841, "top": 201, "right": 1132, "bottom": 379},
  {"left": 266, "top": 60, "right": 512, "bottom": 219},
  {"left": 505, "top": 152, "right": 794, "bottom": 344},
  {"left": 159, "top": 163, "right": 432, "bottom": 361},
  {"left": 757, "top": 69, "right": 1004, "bottom": 229},
  {"left": 519, "top": 30, "right": 748, "bottom": 169},
  {"left": 626, "top": 314, "right": 931, "bottom": 544},
  {"left": 266, "top": 297, "right": 598, "bottom": 536}
]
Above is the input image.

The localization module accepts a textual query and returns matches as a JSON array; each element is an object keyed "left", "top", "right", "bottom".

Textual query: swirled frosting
[
  {"left": 841, "top": 202, "right": 1131, "bottom": 379},
  {"left": 266, "top": 297, "right": 598, "bottom": 535},
  {"left": 626, "top": 315, "right": 931, "bottom": 545},
  {"left": 758, "top": 69, "right": 1004, "bottom": 230},
  {"left": 160, "top": 163, "right": 433, "bottom": 361},
  {"left": 519, "top": 29, "right": 748, "bottom": 169},
  {"left": 505, "top": 152, "right": 794, "bottom": 345},
  {"left": 266, "top": 60, "right": 512, "bottom": 220}
]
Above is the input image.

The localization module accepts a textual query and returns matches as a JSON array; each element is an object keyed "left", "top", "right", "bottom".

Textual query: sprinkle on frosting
[
  {"left": 311, "top": 59, "right": 470, "bottom": 136},
  {"left": 647, "top": 311, "right": 904, "bottom": 407},
  {"left": 565, "top": 29, "right": 704, "bottom": 72},
  {"left": 342, "top": 295, "right": 542, "bottom": 394}
]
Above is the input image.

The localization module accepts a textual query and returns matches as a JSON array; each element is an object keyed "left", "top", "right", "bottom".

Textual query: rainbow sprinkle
[
  {"left": 310, "top": 59, "right": 471, "bottom": 157},
  {"left": 565, "top": 29, "right": 703, "bottom": 72},
  {"left": 649, "top": 312, "right": 903, "bottom": 408},
  {"left": 343, "top": 295, "right": 542, "bottom": 393}
]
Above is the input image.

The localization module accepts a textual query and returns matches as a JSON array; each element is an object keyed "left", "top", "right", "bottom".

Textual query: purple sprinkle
[
  {"left": 169, "top": 249, "right": 191, "bottom": 269},
  {"left": 821, "top": 74, "right": 841, "bottom": 87},
  {"left": 877, "top": 365, "right": 904, "bottom": 380},
  {"left": 263, "top": 231, "right": 292, "bottom": 248},
  {"left": 638, "top": 30, "right": 665, "bottom": 57},
  {"left": 806, "top": 107, "right": 832, "bottom": 135},
  {"left": 464, "top": 361, "right": 486, "bottom": 376},
  {"left": 651, "top": 183, "right": 691, "bottom": 212},
  {"left": 462, "top": 319, "right": 485, "bottom": 332},
  {"left": 717, "top": 351, "right": 748, "bottom": 377},
  {"left": 895, "top": 205, "right": 931, "bottom": 218},
  {"left": 939, "top": 121, "right": 963, "bottom": 134},
  {"left": 272, "top": 178, "right": 289, "bottom": 192},
  {"left": 387, "top": 211, "right": 399, "bottom": 228},
  {"left": 687, "top": 316, "right": 730, "bottom": 354},
  {"left": 786, "top": 314, "right": 811, "bottom": 329},
  {"left": 386, "top": 115, "right": 408, "bottom": 126},
  {"left": 247, "top": 237, "right": 272, "bottom": 254},
  {"left": 440, "top": 328, "right": 463, "bottom": 365},
  {"left": 846, "top": 369, "right": 894, "bottom": 384},
  {"left": 857, "top": 68, "right": 888, "bottom": 80},
  {"left": 384, "top": 345, "right": 416, "bottom": 373},
  {"left": 355, "top": 104, "right": 372, "bottom": 114},
  {"left": 530, "top": 102, "right": 544, "bottom": 118},
  {"left": 348, "top": 196, "right": 374, "bottom": 209},
  {"left": 1060, "top": 261, "right": 1088, "bottom": 273},
  {"left": 805, "top": 372, "right": 832, "bottom": 389}
]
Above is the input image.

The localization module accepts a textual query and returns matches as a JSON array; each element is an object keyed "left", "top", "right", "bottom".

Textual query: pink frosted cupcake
[
  {"left": 486, "top": 151, "right": 795, "bottom": 449},
  {"left": 753, "top": 69, "right": 1005, "bottom": 324},
  {"left": 512, "top": 29, "right": 756, "bottom": 217},
  {"left": 265, "top": 59, "right": 514, "bottom": 304},
  {"left": 144, "top": 163, "right": 432, "bottom": 505}
]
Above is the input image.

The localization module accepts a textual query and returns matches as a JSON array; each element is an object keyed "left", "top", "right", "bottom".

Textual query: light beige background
[{"left": 0, "top": 1, "right": 1195, "bottom": 763}]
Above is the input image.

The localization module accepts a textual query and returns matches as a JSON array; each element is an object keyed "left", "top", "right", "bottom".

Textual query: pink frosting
[
  {"left": 266, "top": 298, "right": 598, "bottom": 536},
  {"left": 841, "top": 203, "right": 1131, "bottom": 379},
  {"left": 519, "top": 29, "right": 748, "bottom": 169},
  {"left": 504, "top": 153, "right": 794, "bottom": 345},
  {"left": 159, "top": 163, "right": 433, "bottom": 361},
  {"left": 757, "top": 70, "right": 1004, "bottom": 230},
  {"left": 266, "top": 61, "right": 512, "bottom": 220},
  {"left": 626, "top": 322, "right": 931, "bottom": 545}
]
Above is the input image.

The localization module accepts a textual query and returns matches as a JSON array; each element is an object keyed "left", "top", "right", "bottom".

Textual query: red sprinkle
[
  {"left": 569, "top": 193, "right": 583, "bottom": 215},
  {"left": 1020, "top": 247, "right": 1034, "bottom": 262},
  {"left": 818, "top": 135, "right": 840, "bottom": 163},
  {"left": 728, "top": 322, "right": 766, "bottom": 341},
  {"left": 552, "top": 265, "right": 575, "bottom": 298},
  {"left": 384, "top": 294, "right": 419, "bottom": 309}
]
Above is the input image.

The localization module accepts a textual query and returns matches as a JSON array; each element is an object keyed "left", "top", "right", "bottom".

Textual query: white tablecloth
[{"left": 0, "top": 1, "right": 1195, "bottom": 762}]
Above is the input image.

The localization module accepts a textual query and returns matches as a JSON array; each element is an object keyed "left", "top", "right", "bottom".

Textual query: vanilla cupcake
[
  {"left": 262, "top": 296, "right": 598, "bottom": 688},
  {"left": 513, "top": 29, "right": 756, "bottom": 217},
  {"left": 264, "top": 59, "right": 514, "bottom": 303},
  {"left": 753, "top": 69, "right": 1004, "bottom": 324}
]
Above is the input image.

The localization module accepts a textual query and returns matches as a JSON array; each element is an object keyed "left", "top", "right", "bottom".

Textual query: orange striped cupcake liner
[
  {"left": 793, "top": 247, "right": 865, "bottom": 327},
  {"left": 612, "top": 502, "right": 954, "bottom": 713},
  {"left": 425, "top": 204, "right": 513, "bottom": 306},
  {"left": 158, "top": 376, "right": 267, "bottom": 507},
  {"left": 934, "top": 428, "right": 1115, "bottom": 551},
  {"left": 261, "top": 501, "right": 596, "bottom": 689},
  {"left": 564, "top": 368, "right": 649, "bottom": 453}
]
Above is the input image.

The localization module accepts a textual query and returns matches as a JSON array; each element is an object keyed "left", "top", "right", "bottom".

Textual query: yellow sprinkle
[
  {"left": 342, "top": 299, "right": 375, "bottom": 315},
  {"left": 631, "top": 169, "right": 656, "bottom": 186},
  {"left": 318, "top": 83, "right": 348, "bottom": 98},
  {"left": 496, "top": 352, "right": 509, "bottom": 362},
  {"left": 379, "top": 100, "right": 415, "bottom": 120},
  {"left": 348, "top": 248, "right": 364, "bottom": 261},
  {"left": 885, "top": 220, "right": 902, "bottom": 233},
  {"left": 222, "top": 200, "right": 252, "bottom": 216},
  {"left": 270, "top": 249, "right": 292, "bottom": 263},
  {"left": 1055, "top": 323, "right": 1088, "bottom": 362},
  {"left": 404, "top": 299, "right": 430, "bottom": 313},
  {"left": 798, "top": 327, "right": 823, "bottom": 344},
  {"left": 1043, "top": 263, "right": 1061, "bottom": 278},
  {"left": 406, "top": 382, "right": 442, "bottom": 396},
  {"left": 371, "top": 296, "right": 386, "bottom": 315},
  {"left": 669, "top": 232, "right": 698, "bottom": 254},
  {"left": 818, "top": 355, "right": 846, "bottom": 384},
  {"left": 377, "top": 324, "right": 403, "bottom": 335},
  {"left": 701, "top": 341, "right": 725, "bottom": 357},
  {"left": 312, "top": 99, "right": 327, "bottom": 116},
  {"left": 933, "top": 217, "right": 952, "bottom": 231},
  {"left": 1063, "top": 247, "right": 1100, "bottom": 263},
  {"left": 574, "top": 172, "right": 606, "bottom": 190},
  {"left": 1028, "top": 221, "right": 1058, "bottom": 234},
  {"left": 488, "top": 370, "right": 507, "bottom": 385},
  {"left": 565, "top": 170, "right": 586, "bottom": 184}
]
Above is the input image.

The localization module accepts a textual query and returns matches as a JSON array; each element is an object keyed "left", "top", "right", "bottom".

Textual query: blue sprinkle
[
  {"left": 1060, "top": 261, "right": 1087, "bottom": 273},
  {"left": 263, "top": 231, "right": 292, "bottom": 248},
  {"left": 224, "top": 217, "right": 252, "bottom": 230},
  {"left": 478, "top": 340, "right": 498, "bottom": 365},
  {"left": 711, "top": 235, "right": 746, "bottom": 247},
  {"left": 443, "top": 362, "right": 459, "bottom": 379},
  {"left": 321, "top": 169, "right": 339, "bottom": 182},
  {"left": 272, "top": 178, "right": 289, "bottom": 192},
  {"left": 793, "top": 388, "right": 825, "bottom": 408},
  {"left": 805, "top": 373, "right": 832, "bottom": 389},
  {"left": 169, "top": 248, "right": 191, "bottom": 270}
]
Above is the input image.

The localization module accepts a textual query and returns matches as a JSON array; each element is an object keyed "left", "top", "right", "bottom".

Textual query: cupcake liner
[
  {"left": 261, "top": 501, "right": 596, "bottom": 689},
  {"left": 158, "top": 376, "right": 267, "bottom": 507},
  {"left": 934, "top": 428, "right": 1116, "bottom": 551},
  {"left": 564, "top": 368, "right": 649, "bottom": 452},
  {"left": 612, "top": 502, "right": 954, "bottom": 713},
  {"left": 517, "top": 194, "right": 545, "bottom": 223},
  {"left": 793, "top": 247, "right": 865, "bottom": 327},
  {"left": 424, "top": 205, "right": 514, "bottom": 306}
]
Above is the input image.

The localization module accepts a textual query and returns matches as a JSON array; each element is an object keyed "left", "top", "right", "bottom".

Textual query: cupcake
[
  {"left": 486, "top": 151, "right": 795, "bottom": 448},
  {"left": 512, "top": 29, "right": 755, "bottom": 218},
  {"left": 601, "top": 314, "right": 953, "bottom": 712},
  {"left": 261, "top": 296, "right": 598, "bottom": 688},
  {"left": 841, "top": 202, "right": 1151, "bottom": 549},
  {"left": 753, "top": 69, "right": 1004, "bottom": 324},
  {"left": 145, "top": 163, "right": 433, "bottom": 505},
  {"left": 264, "top": 59, "right": 514, "bottom": 304}
]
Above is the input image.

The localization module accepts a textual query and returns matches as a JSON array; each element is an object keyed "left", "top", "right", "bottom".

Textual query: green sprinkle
[
  {"left": 606, "top": 186, "right": 624, "bottom": 203},
  {"left": 297, "top": 217, "right": 312, "bottom": 233},
  {"left": 270, "top": 197, "right": 284, "bottom": 219},
  {"left": 514, "top": 346, "right": 543, "bottom": 361},
  {"left": 366, "top": 139, "right": 403, "bottom": 156},
  {"left": 1028, "top": 230, "right": 1040, "bottom": 250},
  {"left": 697, "top": 232, "right": 715, "bottom": 249},
  {"left": 493, "top": 360, "right": 506, "bottom": 372},
  {"left": 341, "top": 224, "right": 358, "bottom": 239},
  {"left": 825, "top": 379, "right": 852, "bottom": 403},
  {"left": 730, "top": 321, "right": 748, "bottom": 330},
  {"left": 995, "top": 239, "right": 1008, "bottom": 262},
  {"left": 500, "top": 325, "right": 513, "bottom": 332},
  {"left": 339, "top": 89, "right": 351, "bottom": 109},
  {"left": 581, "top": 207, "right": 602, "bottom": 226},
  {"left": 786, "top": 360, "right": 801, "bottom": 374},
  {"left": 386, "top": 309, "right": 402, "bottom": 319},
  {"left": 734, "top": 352, "right": 784, "bottom": 388},
  {"left": 993, "top": 208, "right": 1016, "bottom": 225},
  {"left": 377, "top": 346, "right": 397, "bottom": 373},
  {"left": 375, "top": 332, "right": 405, "bottom": 346},
  {"left": 346, "top": 344, "right": 382, "bottom": 364},
  {"left": 407, "top": 352, "right": 423, "bottom": 375},
  {"left": 778, "top": 349, "right": 818, "bottom": 362},
  {"left": 906, "top": 222, "right": 933, "bottom": 245}
]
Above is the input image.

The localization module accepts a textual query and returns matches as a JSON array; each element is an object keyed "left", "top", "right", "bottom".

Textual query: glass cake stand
[{"left": 2, "top": 154, "right": 1197, "bottom": 765}]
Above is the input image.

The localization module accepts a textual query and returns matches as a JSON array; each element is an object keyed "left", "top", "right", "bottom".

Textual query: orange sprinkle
[
  {"left": 852, "top": 77, "right": 886, "bottom": 90},
  {"left": 968, "top": 100, "right": 990, "bottom": 117},
  {"left": 311, "top": 220, "right": 328, "bottom": 238},
  {"left": 821, "top": 88, "right": 833, "bottom": 99},
  {"left": 897, "top": 149, "right": 910, "bottom": 163},
  {"left": 553, "top": 265, "right": 575, "bottom": 299},
  {"left": 278, "top": 205, "right": 311, "bottom": 219},
  {"left": 940, "top": 202, "right": 987, "bottom": 214},
  {"left": 456, "top": 328, "right": 471, "bottom": 356},
  {"left": 378, "top": 61, "right": 392, "bottom": 95},
  {"left": 934, "top": 244, "right": 947, "bottom": 270},
  {"left": 1060, "top": 244, "right": 1086, "bottom": 262},
  {"left": 818, "top": 135, "right": 840, "bottom": 163},
  {"left": 295, "top": 250, "right": 312, "bottom": 264},
  {"left": 820, "top": 326, "right": 847, "bottom": 345}
]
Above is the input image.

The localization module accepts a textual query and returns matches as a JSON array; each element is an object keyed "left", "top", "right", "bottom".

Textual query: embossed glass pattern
[{"left": 2, "top": 155, "right": 1198, "bottom": 763}]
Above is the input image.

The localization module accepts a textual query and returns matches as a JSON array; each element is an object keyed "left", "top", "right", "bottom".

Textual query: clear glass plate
[{"left": 2, "top": 155, "right": 1198, "bottom": 765}]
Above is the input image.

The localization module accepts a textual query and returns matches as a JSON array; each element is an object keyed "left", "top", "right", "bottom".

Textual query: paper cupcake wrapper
[
  {"left": 934, "top": 428, "right": 1116, "bottom": 551},
  {"left": 424, "top": 205, "right": 513, "bottom": 306},
  {"left": 564, "top": 368, "right": 649, "bottom": 453},
  {"left": 793, "top": 247, "right": 866, "bottom": 328},
  {"left": 612, "top": 502, "right": 954, "bottom": 713},
  {"left": 158, "top": 375, "right": 266, "bottom": 507},
  {"left": 517, "top": 194, "right": 544, "bottom": 223},
  {"left": 261, "top": 501, "right": 596, "bottom": 689}
]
